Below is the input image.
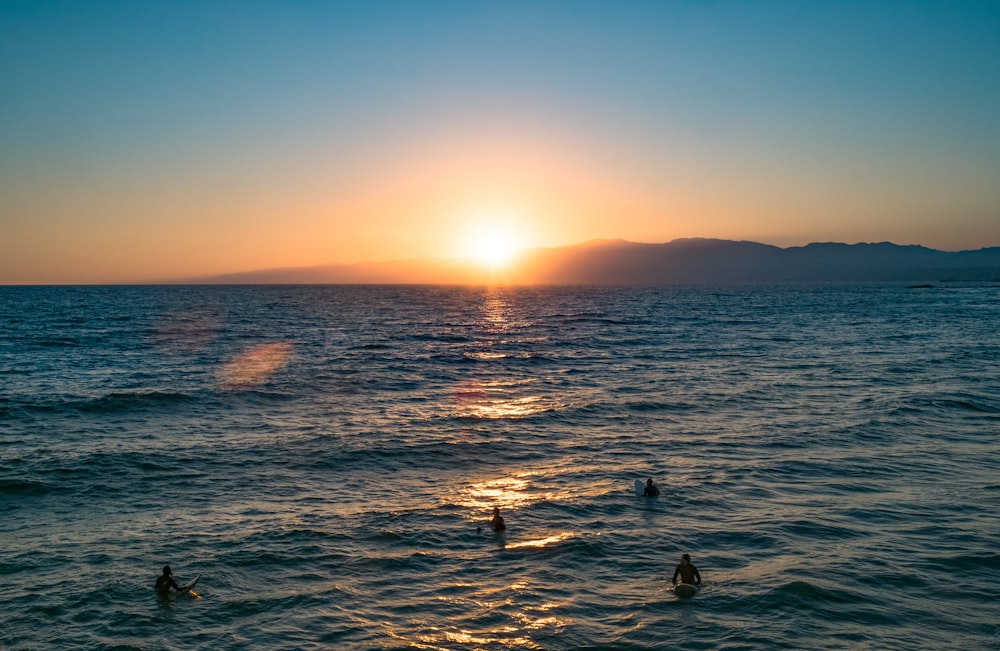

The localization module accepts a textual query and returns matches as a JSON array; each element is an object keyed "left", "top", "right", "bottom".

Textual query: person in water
[
  {"left": 490, "top": 507, "right": 506, "bottom": 532},
  {"left": 671, "top": 553, "right": 701, "bottom": 586},
  {"left": 643, "top": 478, "right": 660, "bottom": 497},
  {"left": 155, "top": 566, "right": 183, "bottom": 595}
]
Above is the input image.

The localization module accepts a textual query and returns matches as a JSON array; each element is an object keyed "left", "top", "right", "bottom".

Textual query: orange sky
[{"left": 2, "top": 3, "right": 999, "bottom": 283}]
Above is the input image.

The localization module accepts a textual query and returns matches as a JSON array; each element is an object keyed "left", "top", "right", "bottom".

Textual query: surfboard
[
  {"left": 177, "top": 575, "right": 200, "bottom": 597},
  {"left": 674, "top": 583, "right": 697, "bottom": 598}
]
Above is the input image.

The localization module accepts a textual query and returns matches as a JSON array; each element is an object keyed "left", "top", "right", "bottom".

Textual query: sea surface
[{"left": 1, "top": 284, "right": 998, "bottom": 650}]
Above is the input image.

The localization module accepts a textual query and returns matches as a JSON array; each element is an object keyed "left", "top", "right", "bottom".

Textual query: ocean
[{"left": 1, "top": 284, "right": 998, "bottom": 650}]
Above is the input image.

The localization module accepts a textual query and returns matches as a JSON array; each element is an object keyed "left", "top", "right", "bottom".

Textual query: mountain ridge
[{"left": 189, "top": 238, "right": 1000, "bottom": 285}]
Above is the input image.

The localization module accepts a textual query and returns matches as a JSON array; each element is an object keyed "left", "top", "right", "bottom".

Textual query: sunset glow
[{"left": 1, "top": 3, "right": 998, "bottom": 283}]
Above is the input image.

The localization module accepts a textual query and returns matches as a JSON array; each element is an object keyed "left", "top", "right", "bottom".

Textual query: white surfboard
[
  {"left": 172, "top": 575, "right": 200, "bottom": 598},
  {"left": 674, "top": 583, "right": 697, "bottom": 598},
  {"left": 178, "top": 575, "right": 200, "bottom": 592}
]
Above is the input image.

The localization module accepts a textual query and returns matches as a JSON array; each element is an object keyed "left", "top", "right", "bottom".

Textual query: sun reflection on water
[
  {"left": 451, "top": 377, "right": 558, "bottom": 421},
  {"left": 503, "top": 531, "right": 574, "bottom": 550},
  {"left": 387, "top": 580, "right": 570, "bottom": 650},
  {"left": 447, "top": 287, "right": 559, "bottom": 421},
  {"left": 461, "top": 476, "right": 533, "bottom": 512},
  {"left": 481, "top": 288, "right": 514, "bottom": 330},
  {"left": 459, "top": 468, "right": 579, "bottom": 513}
]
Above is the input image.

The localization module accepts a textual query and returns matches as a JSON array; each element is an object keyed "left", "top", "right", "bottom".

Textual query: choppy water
[{"left": 2, "top": 284, "right": 999, "bottom": 650}]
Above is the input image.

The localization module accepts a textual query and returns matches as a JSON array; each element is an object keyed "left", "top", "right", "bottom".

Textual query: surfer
[
  {"left": 671, "top": 554, "right": 701, "bottom": 586},
  {"left": 643, "top": 478, "right": 660, "bottom": 497},
  {"left": 155, "top": 566, "right": 183, "bottom": 596},
  {"left": 490, "top": 507, "right": 506, "bottom": 532}
]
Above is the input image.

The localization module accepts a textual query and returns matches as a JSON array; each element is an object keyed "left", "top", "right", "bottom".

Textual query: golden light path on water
[
  {"left": 387, "top": 290, "right": 577, "bottom": 649},
  {"left": 452, "top": 287, "right": 562, "bottom": 420},
  {"left": 389, "top": 576, "right": 571, "bottom": 650},
  {"left": 460, "top": 474, "right": 580, "bottom": 549},
  {"left": 462, "top": 475, "right": 540, "bottom": 511},
  {"left": 352, "top": 288, "right": 584, "bottom": 648},
  {"left": 452, "top": 377, "right": 553, "bottom": 420}
]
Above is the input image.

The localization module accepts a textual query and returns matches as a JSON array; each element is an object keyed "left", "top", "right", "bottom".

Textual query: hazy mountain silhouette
[{"left": 193, "top": 238, "right": 1000, "bottom": 285}]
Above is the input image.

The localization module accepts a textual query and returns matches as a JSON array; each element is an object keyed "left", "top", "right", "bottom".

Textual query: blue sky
[{"left": 2, "top": 1, "right": 998, "bottom": 282}]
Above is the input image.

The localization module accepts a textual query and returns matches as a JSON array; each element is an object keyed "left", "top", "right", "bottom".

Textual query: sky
[{"left": 1, "top": 0, "right": 999, "bottom": 283}]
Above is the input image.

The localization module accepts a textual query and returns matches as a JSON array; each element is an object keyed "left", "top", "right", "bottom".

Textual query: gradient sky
[{"left": 2, "top": 0, "right": 999, "bottom": 283}]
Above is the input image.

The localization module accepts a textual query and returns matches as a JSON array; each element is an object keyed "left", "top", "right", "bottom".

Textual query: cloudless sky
[{"left": 2, "top": 0, "right": 999, "bottom": 282}]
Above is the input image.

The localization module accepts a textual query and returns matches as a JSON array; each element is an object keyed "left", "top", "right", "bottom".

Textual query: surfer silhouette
[
  {"left": 671, "top": 554, "right": 701, "bottom": 585},
  {"left": 155, "top": 566, "right": 183, "bottom": 595},
  {"left": 490, "top": 507, "right": 506, "bottom": 532},
  {"left": 643, "top": 478, "right": 660, "bottom": 497}
]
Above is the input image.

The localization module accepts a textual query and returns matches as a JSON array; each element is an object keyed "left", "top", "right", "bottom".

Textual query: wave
[
  {"left": 860, "top": 391, "right": 1000, "bottom": 417},
  {"left": 31, "top": 338, "right": 81, "bottom": 348},
  {"left": 0, "top": 479, "right": 53, "bottom": 497},
  {"left": 928, "top": 395, "right": 1000, "bottom": 414},
  {"left": 623, "top": 400, "right": 699, "bottom": 413},
  {"left": 70, "top": 390, "right": 195, "bottom": 413},
  {"left": 2, "top": 392, "right": 197, "bottom": 419},
  {"left": 4, "top": 387, "right": 298, "bottom": 418},
  {"left": 411, "top": 332, "right": 475, "bottom": 343},
  {"left": 775, "top": 519, "right": 865, "bottom": 541},
  {"left": 761, "top": 580, "right": 885, "bottom": 611},
  {"left": 916, "top": 552, "right": 1000, "bottom": 574},
  {"left": 550, "top": 315, "right": 631, "bottom": 326},
  {"left": 295, "top": 439, "right": 496, "bottom": 473}
]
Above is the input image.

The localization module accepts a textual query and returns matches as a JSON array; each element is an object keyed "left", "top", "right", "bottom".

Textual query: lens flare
[{"left": 217, "top": 342, "right": 292, "bottom": 388}]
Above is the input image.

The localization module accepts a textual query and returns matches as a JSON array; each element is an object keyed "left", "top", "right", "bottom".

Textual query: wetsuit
[
  {"left": 155, "top": 574, "right": 182, "bottom": 595},
  {"left": 672, "top": 563, "right": 701, "bottom": 585}
]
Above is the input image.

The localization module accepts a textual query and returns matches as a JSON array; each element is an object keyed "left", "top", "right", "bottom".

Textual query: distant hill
[{"left": 192, "top": 239, "right": 1000, "bottom": 285}]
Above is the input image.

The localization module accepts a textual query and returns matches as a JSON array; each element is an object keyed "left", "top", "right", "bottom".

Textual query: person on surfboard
[
  {"left": 643, "top": 478, "right": 660, "bottom": 497},
  {"left": 671, "top": 554, "right": 701, "bottom": 586},
  {"left": 155, "top": 566, "right": 184, "bottom": 595},
  {"left": 490, "top": 507, "right": 506, "bottom": 532}
]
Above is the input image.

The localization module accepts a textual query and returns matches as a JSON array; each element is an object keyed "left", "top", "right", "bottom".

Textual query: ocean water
[{"left": 1, "top": 284, "right": 998, "bottom": 650}]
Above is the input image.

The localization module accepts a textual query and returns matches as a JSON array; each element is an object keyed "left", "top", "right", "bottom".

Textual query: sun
[
  {"left": 471, "top": 227, "right": 517, "bottom": 267},
  {"left": 461, "top": 215, "right": 526, "bottom": 268}
]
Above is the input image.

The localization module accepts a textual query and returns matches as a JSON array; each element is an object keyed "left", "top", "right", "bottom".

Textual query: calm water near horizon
[{"left": 2, "top": 284, "right": 998, "bottom": 650}]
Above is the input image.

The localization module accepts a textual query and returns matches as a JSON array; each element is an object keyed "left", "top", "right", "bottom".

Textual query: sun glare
[
  {"left": 462, "top": 215, "right": 527, "bottom": 269},
  {"left": 472, "top": 228, "right": 516, "bottom": 267}
]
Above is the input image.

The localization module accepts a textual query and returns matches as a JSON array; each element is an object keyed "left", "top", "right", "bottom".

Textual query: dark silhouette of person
[
  {"left": 490, "top": 507, "right": 506, "bottom": 532},
  {"left": 155, "top": 566, "right": 183, "bottom": 595},
  {"left": 671, "top": 553, "right": 701, "bottom": 585},
  {"left": 643, "top": 478, "right": 660, "bottom": 497}
]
